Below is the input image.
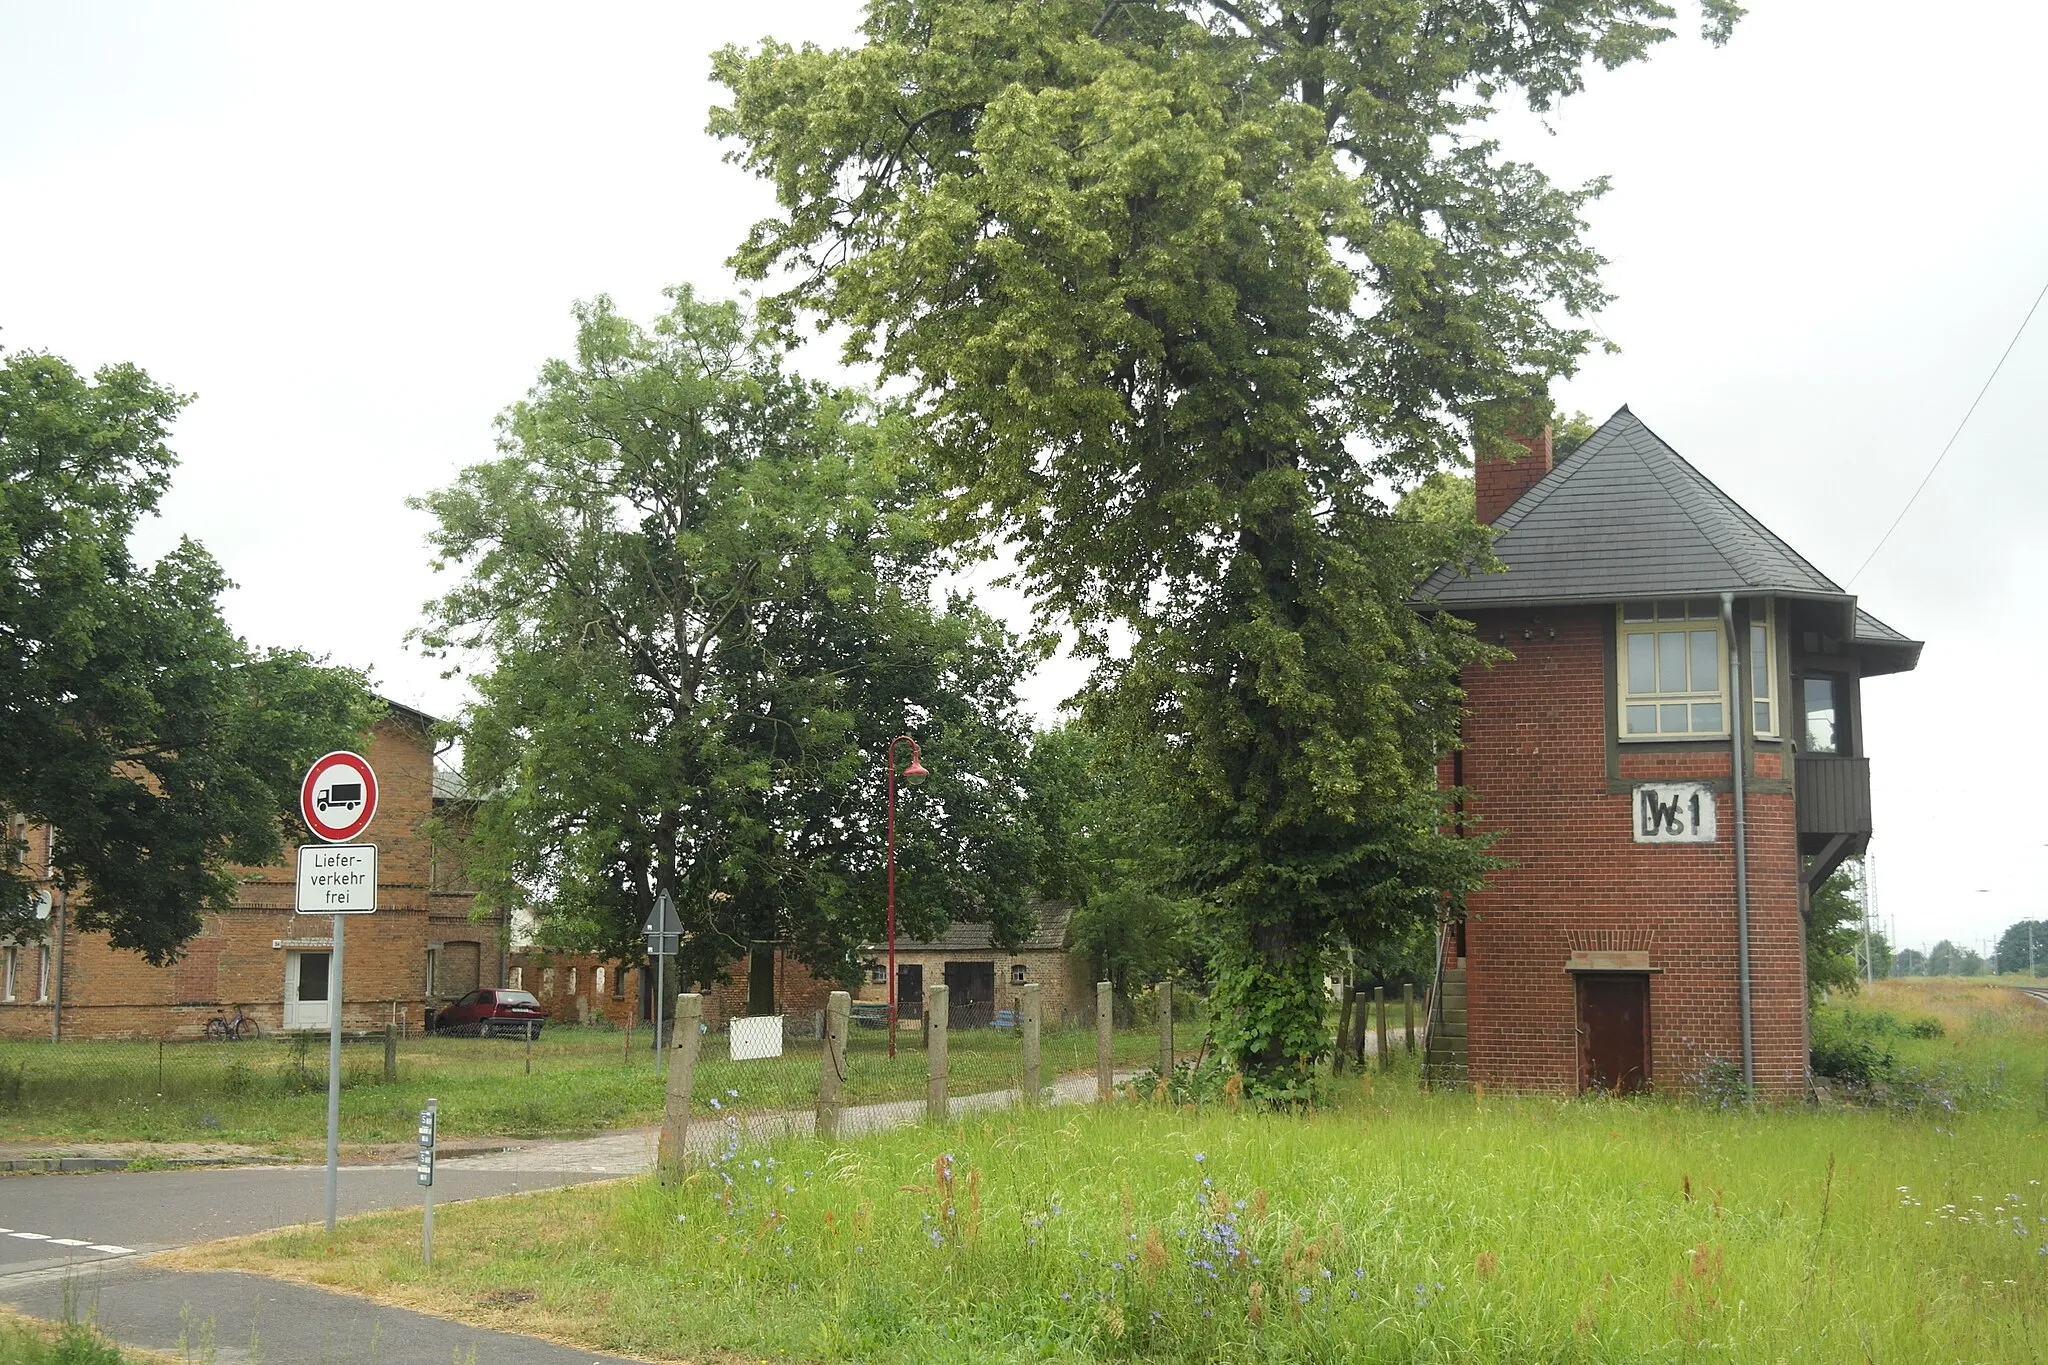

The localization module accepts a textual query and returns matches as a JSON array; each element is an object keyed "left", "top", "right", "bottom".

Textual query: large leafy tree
[
  {"left": 0, "top": 348, "right": 374, "bottom": 963},
  {"left": 1805, "top": 864, "right": 1864, "bottom": 1004},
  {"left": 414, "top": 289, "right": 1040, "bottom": 1007},
  {"left": 1025, "top": 720, "right": 1200, "bottom": 999},
  {"left": 712, "top": 0, "right": 1734, "bottom": 1088},
  {"left": 1994, "top": 918, "right": 2046, "bottom": 977}
]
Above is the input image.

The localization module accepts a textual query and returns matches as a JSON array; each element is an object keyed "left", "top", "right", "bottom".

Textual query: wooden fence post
[
  {"left": 656, "top": 993, "right": 703, "bottom": 1181},
  {"left": 383, "top": 1022, "right": 398, "bottom": 1084},
  {"left": 1403, "top": 982, "right": 1416, "bottom": 1053},
  {"left": 1333, "top": 984, "right": 1353, "bottom": 1075},
  {"left": 1158, "top": 979, "right": 1175, "bottom": 1085},
  {"left": 1020, "top": 982, "right": 1042, "bottom": 1106},
  {"left": 1375, "top": 986, "right": 1389, "bottom": 1071},
  {"left": 1096, "top": 981, "right": 1114, "bottom": 1101},
  {"left": 818, "top": 990, "right": 849, "bottom": 1141},
  {"left": 1351, "top": 984, "right": 1368, "bottom": 1065},
  {"left": 926, "top": 984, "right": 950, "bottom": 1123}
]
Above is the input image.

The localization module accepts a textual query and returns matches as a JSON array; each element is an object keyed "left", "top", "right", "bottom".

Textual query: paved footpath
[{"left": 1, "top": 1068, "right": 1133, "bottom": 1361}]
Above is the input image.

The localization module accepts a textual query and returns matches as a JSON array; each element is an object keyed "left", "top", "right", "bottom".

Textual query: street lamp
[{"left": 885, "top": 734, "right": 928, "bottom": 1059}]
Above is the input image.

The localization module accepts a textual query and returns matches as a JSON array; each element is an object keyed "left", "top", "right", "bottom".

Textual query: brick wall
[
  {"left": 0, "top": 712, "right": 505, "bottom": 1041},
  {"left": 1454, "top": 605, "right": 1809, "bottom": 1098},
  {"left": 507, "top": 947, "right": 839, "bottom": 1032}
]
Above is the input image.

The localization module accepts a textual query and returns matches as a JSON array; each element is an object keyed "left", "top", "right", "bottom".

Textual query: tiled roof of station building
[
  {"left": 1415, "top": 406, "right": 1921, "bottom": 667},
  {"left": 866, "top": 900, "right": 1074, "bottom": 955}
]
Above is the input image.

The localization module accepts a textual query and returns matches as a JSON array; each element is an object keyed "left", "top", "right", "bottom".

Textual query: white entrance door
[{"left": 284, "top": 950, "right": 332, "bottom": 1030}]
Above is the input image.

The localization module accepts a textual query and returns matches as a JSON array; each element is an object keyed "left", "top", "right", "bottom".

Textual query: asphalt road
[
  {"left": 0, "top": 1163, "right": 616, "bottom": 1278},
  {"left": 1, "top": 1160, "right": 641, "bottom": 1362}
]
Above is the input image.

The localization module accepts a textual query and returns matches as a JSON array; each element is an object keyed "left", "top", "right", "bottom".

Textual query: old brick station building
[
  {"left": 0, "top": 703, "right": 506, "bottom": 1041},
  {"left": 1416, "top": 409, "right": 1920, "bottom": 1098}
]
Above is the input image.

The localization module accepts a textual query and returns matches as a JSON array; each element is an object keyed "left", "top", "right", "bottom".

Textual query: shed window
[
  {"left": 1010, "top": 964, "right": 1028, "bottom": 985},
  {"left": 1618, "top": 601, "right": 1776, "bottom": 741}
]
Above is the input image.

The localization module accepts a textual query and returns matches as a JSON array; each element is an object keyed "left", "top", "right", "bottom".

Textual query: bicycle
[{"left": 203, "top": 1007, "right": 260, "bottom": 1042}]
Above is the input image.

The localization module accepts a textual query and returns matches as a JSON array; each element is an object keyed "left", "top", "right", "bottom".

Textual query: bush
[{"left": 1811, "top": 1016, "right": 1894, "bottom": 1087}]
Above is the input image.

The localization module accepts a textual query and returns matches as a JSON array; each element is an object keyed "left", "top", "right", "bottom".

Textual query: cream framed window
[
  {"left": 1620, "top": 599, "right": 1777, "bottom": 740},
  {"left": 1620, "top": 600, "right": 1728, "bottom": 739},
  {"left": 36, "top": 945, "right": 49, "bottom": 1002},
  {"left": 3, "top": 945, "right": 15, "bottom": 1001},
  {"left": 1748, "top": 603, "right": 1779, "bottom": 739}
]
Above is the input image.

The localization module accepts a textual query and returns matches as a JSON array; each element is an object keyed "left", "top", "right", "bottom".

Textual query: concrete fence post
[
  {"left": 1403, "top": 982, "right": 1417, "bottom": 1053},
  {"left": 1333, "top": 984, "right": 1353, "bottom": 1075},
  {"left": 1020, "top": 982, "right": 1042, "bottom": 1106},
  {"left": 818, "top": 990, "right": 850, "bottom": 1141},
  {"left": 656, "top": 993, "right": 703, "bottom": 1181},
  {"left": 1158, "top": 979, "right": 1175, "bottom": 1086},
  {"left": 925, "top": 984, "right": 950, "bottom": 1123},
  {"left": 1096, "top": 981, "right": 1114, "bottom": 1101},
  {"left": 1375, "top": 986, "right": 1389, "bottom": 1071}
]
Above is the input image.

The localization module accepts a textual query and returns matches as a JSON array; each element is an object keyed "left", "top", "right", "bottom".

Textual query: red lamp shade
[{"left": 901, "top": 757, "right": 929, "bottom": 787}]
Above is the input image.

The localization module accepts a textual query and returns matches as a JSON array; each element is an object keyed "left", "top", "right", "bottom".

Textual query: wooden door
[
  {"left": 1576, "top": 973, "right": 1650, "bottom": 1094},
  {"left": 896, "top": 963, "right": 924, "bottom": 1021},
  {"left": 943, "top": 960, "right": 996, "bottom": 1027}
]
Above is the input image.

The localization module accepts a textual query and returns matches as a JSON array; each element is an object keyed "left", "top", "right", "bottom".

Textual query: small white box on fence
[{"left": 728, "top": 1014, "right": 784, "bottom": 1061}]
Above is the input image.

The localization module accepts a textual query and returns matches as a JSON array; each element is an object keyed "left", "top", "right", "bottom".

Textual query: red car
[{"left": 434, "top": 988, "right": 545, "bottom": 1038}]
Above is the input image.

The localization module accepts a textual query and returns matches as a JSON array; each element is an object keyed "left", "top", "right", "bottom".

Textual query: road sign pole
[
  {"left": 654, "top": 950, "right": 665, "bottom": 1077},
  {"left": 325, "top": 910, "right": 345, "bottom": 1233}
]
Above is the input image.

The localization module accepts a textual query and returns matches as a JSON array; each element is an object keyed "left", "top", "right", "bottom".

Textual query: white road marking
[{"left": 1, "top": 1230, "right": 131, "bottom": 1254}]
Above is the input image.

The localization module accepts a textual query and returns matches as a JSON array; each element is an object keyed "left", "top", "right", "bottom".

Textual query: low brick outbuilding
[{"left": 855, "top": 901, "right": 1090, "bottom": 1028}]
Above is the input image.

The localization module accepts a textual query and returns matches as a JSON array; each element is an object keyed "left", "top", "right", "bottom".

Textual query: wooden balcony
[{"left": 1795, "top": 755, "right": 1872, "bottom": 839}]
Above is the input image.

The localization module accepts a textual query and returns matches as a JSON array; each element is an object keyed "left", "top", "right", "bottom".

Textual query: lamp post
[{"left": 885, "top": 734, "right": 928, "bottom": 1059}]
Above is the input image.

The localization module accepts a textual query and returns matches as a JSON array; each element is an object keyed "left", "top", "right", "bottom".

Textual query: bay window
[{"left": 1618, "top": 600, "right": 1776, "bottom": 740}]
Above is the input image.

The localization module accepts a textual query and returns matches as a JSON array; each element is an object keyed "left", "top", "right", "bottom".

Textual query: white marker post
[
  {"left": 418, "top": 1097, "right": 438, "bottom": 1267},
  {"left": 298, "top": 751, "right": 380, "bottom": 1235}
]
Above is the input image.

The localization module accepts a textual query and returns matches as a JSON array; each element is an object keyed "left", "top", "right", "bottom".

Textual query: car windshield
[{"left": 496, "top": 990, "right": 539, "bottom": 1006}]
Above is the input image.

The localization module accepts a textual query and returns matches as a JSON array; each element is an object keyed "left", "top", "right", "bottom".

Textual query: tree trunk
[{"left": 747, "top": 941, "right": 777, "bottom": 1016}]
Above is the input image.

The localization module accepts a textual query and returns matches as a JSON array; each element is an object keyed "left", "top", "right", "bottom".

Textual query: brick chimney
[{"left": 1474, "top": 424, "right": 1553, "bottom": 525}]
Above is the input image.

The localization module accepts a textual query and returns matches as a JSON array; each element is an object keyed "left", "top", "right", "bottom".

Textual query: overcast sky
[{"left": 3, "top": 2, "right": 2043, "bottom": 958}]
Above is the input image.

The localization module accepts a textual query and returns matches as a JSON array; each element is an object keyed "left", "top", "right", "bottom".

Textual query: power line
[{"left": 1846, "top": 272, "right": 2048, "bottom": 588}]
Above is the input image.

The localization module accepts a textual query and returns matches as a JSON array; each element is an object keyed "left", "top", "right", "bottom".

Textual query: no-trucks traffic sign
[{"left": 300, "top": 750, "right": 379, "bottom": 843}]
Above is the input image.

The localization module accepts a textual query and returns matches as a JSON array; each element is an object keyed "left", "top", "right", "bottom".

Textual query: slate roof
[
  {"left": 1415, "top": 407, "right": 1921, "bottom": 669},
  {"left": 867, "top": 900, "right": 1074, "bottom": 955}
]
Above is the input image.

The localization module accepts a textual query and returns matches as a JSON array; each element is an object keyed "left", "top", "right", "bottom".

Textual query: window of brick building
[
  {"left": 36, "top": 945, "right": 49, "bottom": 1002},
  {"left": 510, "top": 965, "right": 524, "bottom": 989},
  {"left": 1010, "top": 964, "right": 1028, "bottom": 985},
  {"left": 593, "top": 966, "right": 605, "bottom": 997},
  {"left": 611, "top": 964, "right": 627, "bottom": 999},
  {"left": 542, "top": 967, "right": 556, "bottom": 997},
  {"left": 3, "top": 945, "right": 15, "bottom": 1001},
  {"left": 1618, "top": 601, "right": 1776, "bottom": 741},
  {"left": 568, "top": 967, "right": 578, "bottom": 996},
  {"left": 425, "top": 947, "right": 439, "bottom": 997},
  {"left": 867, "top": 962, "right": 886, "bottom": 985}
]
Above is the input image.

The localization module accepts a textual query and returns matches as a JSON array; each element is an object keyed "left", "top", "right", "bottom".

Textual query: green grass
[
  {"left": 0, "top": 1024, "right": 1163, "bottom": 1147},
  {"left": 186, "top": 981, "right": 2048, "bottom": 1362},
  {"left": 0, "top": 1313, "right": 128, "bottom": 1365}
]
